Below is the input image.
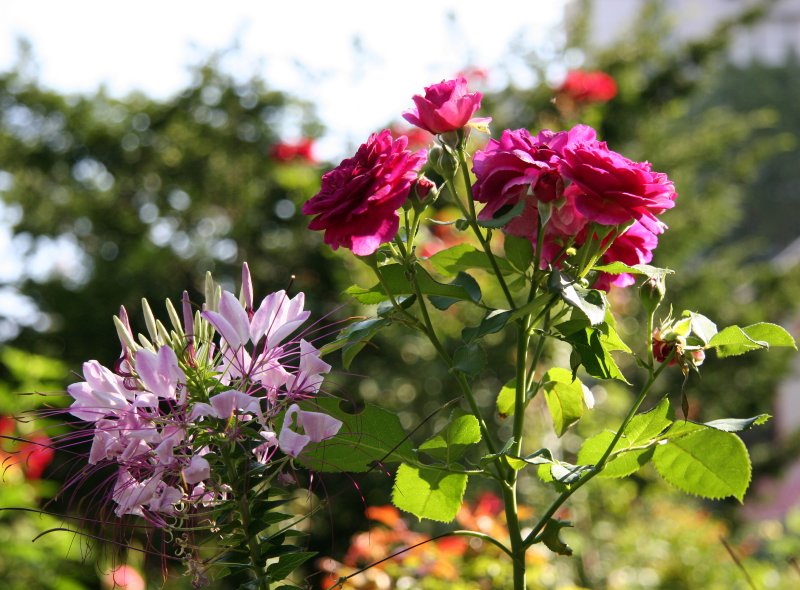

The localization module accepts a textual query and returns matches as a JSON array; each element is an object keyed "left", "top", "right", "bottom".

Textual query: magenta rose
[
  {"left": 472, "top": 126, "right": 599, "bottom": 264},
  {"left": 473, "top": 126, "right": 597, "bottom": 215},
  {"left": 592, "top": 221, "right": 659, "bottom": 291},
  {"left": 560, "top": 142, "right": 677, "bottom": 235},
  {"left": 402, "top": 77, "right": 489, "bottom": 135},
  {"left": 473, "top": 128, "right": 562, "bottom": 215},
  {"left": 302, "top": 130, "right": 426, "bottom": 256}
]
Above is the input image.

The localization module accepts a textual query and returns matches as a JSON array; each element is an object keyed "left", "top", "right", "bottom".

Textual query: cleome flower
[{"left": 65, "top": 263, "right": 342, "bottom": 523}]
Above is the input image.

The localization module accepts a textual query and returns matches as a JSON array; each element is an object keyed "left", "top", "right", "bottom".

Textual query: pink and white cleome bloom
[{"left": 65, "top": 264, "right": 343, "bottom": 522}]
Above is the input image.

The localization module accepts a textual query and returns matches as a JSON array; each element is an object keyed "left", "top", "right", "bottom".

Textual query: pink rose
[
  {"left": 592, "top": 221, "right": 658, "bottom": 291},
  {"left": 302, "top": 130, "right": 426, "bottom": 256},
  {"left": 472, "top": 126, "right": 596, "bottom": 264},
  {"left": 402, "top": 77, "right": 489, "bottom": 135},
  {"left": 557, "top": 70, "right": 617, "bottom": 104},
  {"left": 560, "top": 142, "right": 677, "bottom": 235},
  {"left": 473, "top": 128, "right": 560, "bottom": 215}
]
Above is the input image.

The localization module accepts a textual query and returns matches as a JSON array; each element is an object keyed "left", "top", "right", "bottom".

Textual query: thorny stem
[
  {"left": 504, "top": 317, "right": 533, "bottom": 589},
  {"left": 443, "top": 144, "right": 515, "bottom": 309},
  {"left": 367, "top": 258, "right": 500, "bottom": 458},
  {"left": 406, "top": 258, "right": 501, "bottom": 455}
]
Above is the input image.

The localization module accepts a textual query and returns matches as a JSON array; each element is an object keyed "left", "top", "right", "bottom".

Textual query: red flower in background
[
  {"left": 270, "top": 139, "right": 316, "bottom": 164},
  {"left": 0, "top": 416, "right": 55, "bottom": 480},
  {"left": 391, "top": 124, "right": 433, "bottom": 151},
  {"left": 557, "top": 70, "right": 617, "bottom": 104},
  {"left": 17, "top": 435, "right": 55, "bottom": 479}
]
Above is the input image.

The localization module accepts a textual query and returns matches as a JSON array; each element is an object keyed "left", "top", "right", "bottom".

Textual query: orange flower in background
[{"left": 319, "top": 494, "right": 534, "bottom": 588}]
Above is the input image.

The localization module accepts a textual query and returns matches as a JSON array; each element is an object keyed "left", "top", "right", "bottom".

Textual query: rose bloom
[
  {"left": 472, "top": 126, "right": 597, "bottom": 264},
  {"left": 560, "top": 141, "right": 677, "bottom": 235},
  {"left": 402, "top": 77, "right": 488, "bottom": 135},
  {"left": 473, "top": 126, "right": 597, "bottom": 214},
  {"left": 302, "top": 129, "right": 426, "bottom": 255},
  {"left": 591, "top": 220, "right": 658, "bottom": 291},
  {"left": 557, "top": 70, "right": 617, "bottom": 103}
]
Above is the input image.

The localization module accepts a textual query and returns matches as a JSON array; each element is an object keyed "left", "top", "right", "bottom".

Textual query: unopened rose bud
[
  {"left": 690, "top": 349, "right": 705, "bottom": 366},
  {"left": 414, "top": 176, "right": 437, "bottom": 201},
  {"left": 436, "top": 147, "right": 460, "bottom": 179},
  {"left": 640, "top": 275, "right": 666, "bottom": 315}
]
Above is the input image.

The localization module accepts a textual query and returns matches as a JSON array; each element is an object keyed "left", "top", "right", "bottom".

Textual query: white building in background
[{"left": 573, "top": 0, "right": 800, "bottom": 64}]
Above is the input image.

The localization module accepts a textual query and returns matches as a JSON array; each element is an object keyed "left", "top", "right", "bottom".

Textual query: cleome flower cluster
[
  {"left": 66, "top": 263, "right": 341, "bottom": 523},
  {"left": 303, "top": 76, "right": 676, "bottom": 291}
]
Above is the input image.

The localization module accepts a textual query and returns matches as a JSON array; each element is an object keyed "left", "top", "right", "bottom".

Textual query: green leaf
[
  {"left": 345, "top": 264, "right": 480, "bottom": 306},
  {"left": 429, "top": 272, "right": 482, "bottom": 310},
  {"left": 708, "top": 322, "right": 795, "bottom": 358},
  {"left": 453, "top": 342, "right": 486, "bottom": 377},
  {"left": 462, "top": 309, "right": 512, "bottom": 342},
  {"left": 392, "top": 463, "right": 467, "bottom": 522},
  {"left": 508, "top": 292, "right": 553, "bottom": 322},
  {"left": 683, "top": 311, "right": 718, "bottom": 346},
  {"left": 477, "top": 199, "right": 525, "bottom": 228},
  {"left": 624, "top": 397, "right": 674, "bottom": 442},
  {"left": 549, "top": 270, "right": 606, "bottom": 325},
  {"left": 265, "top": 551, "right": 316, "bottom": 583},
  {"left": 708, "top": 325, "right": 766, "bottom": 357},
  {"left": 419, "top": 414, "right": 481, "bottom": 464},
  {"left": 705, "top": 414, "right": 770, "bottom": 432},
  {"left": 592, "top": 262, "right": 673, "bottom": 279},
  {"left": 538, "top": 460, "right": 591, "bottom": 486},
  {"left": 319, "top": 317, "right": 392, "bottom": 369},
  {"left": 496, "top": 379, "right": 517, "bottom": 418},
  {"left": 577, "top": 398, "right": 672, "bottom": 478},
  {"left": 504, "top": 235, "right": 533, "bottom": 272},
  {"left": 558, "top": 324, "right": 629, "bottom": 383},
  {"left": 542, "top": 368, "right": 591, "bottom": 436},
  {"left": 427, "top": 243, "right": 513, "bottom": 276},
  {"left": 540, "top": 519, "right": 573, "bottom": 556},
  {"left": 578, "top": 431, "right": 655, "bottom": 478},
  {"left": 653, "top": 426, "right": 751, "bottom": 502},
  {"left": 376, "top": 294, "right": 416, "bottom": 316},
  {"left": 294, "top": 398, "right": 414, "bottom": 472},
  {"left": 741, "top": 322, "right": 796, "bottom": 348}
]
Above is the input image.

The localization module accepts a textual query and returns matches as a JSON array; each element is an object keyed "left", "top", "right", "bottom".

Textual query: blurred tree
[{"left": 0, "top": 53, "right": 338, "bottom": 372}]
